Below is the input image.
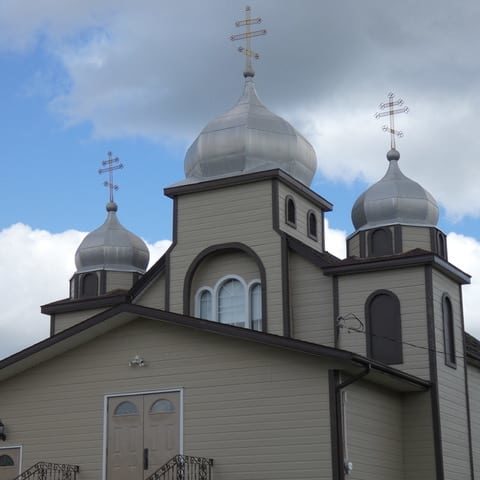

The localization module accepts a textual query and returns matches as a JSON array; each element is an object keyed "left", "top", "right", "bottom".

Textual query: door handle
[{"left": 143, "top": 448, "right": 149, "bottom": 470}]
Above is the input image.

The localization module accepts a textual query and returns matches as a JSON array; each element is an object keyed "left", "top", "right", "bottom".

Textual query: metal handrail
[
  {"left": 145, "top": 454, "right": 213, "bottom": 480},
  {"left": 12, "top": 462, "right": 79, "bottom": 480}
]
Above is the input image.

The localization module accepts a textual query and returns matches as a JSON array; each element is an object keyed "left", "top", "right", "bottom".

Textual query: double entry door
[{"left": 107, "top": 392, "right": 180, "bottom": 480}]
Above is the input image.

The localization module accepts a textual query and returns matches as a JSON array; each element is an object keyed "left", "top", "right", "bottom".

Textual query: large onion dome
[
  {"left": 184, "top": 76, "right": 317, "bottom": 186},
  {"left": 75, "top": 201, "right": 149, "bottom": 274},
  {"left": 351, "top": 149, "right": 439, "bottom": 231}
]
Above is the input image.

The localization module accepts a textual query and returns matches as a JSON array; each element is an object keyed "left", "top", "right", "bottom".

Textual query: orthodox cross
[
  {"left": 230, "top": 5, "right": 267, "bottom": 77},
  {"left": 374, "top": 93, "right": 409, "bottom": 150},
  {"left": 98, "top": 151, "right": 123, "bottom": 203}
]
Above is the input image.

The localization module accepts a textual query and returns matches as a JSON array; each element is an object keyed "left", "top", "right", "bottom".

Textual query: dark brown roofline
[
  {"left": 164, "top": 169, "right": 333, "bottom": 212},
  {"left": 323, "top": 250, "right": 471, "bottom": 284},
  {"left": 129, "top": 253, "right": 167, "bottom": 298},
  {"left": 41, "top": 291, "right": 129, "bottom": 315},
  {"left": 1, "top": 303, "right": 430, "bottom": 390}
]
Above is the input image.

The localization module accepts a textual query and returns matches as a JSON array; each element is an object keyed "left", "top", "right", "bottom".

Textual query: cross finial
[
  {"left": 374, "top": 93, "right": 409, "bottom": 150},
  {"left": 230, "top": 5, "right": 267, "bottom": 78},
  {"left": 98, "top": 151, "right": 123, "bottom": 203}
]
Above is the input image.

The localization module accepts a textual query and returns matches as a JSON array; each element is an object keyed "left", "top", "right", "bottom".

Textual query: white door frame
[
  {"left": 102, "top": 388, "right": 184, "bottom": 480},
  {"left": 0, "top": 445, "right": 23, "bottom": 477}
]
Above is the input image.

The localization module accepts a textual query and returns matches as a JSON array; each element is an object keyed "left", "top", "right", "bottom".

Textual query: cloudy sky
[{"left": 1, "top": 0, "right": 480, "bottom": 358}]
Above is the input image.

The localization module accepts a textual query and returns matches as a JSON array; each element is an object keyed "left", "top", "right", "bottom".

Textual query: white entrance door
[
  {"left": 107, "top": 392, "right": 180, "bottom": 480},
  {"left": 0, "top": 447, "right": 21, "bottom": 480}
]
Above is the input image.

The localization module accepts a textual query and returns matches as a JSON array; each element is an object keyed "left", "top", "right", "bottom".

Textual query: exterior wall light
[
  {"left": 128, "top": 355, "right": 145, "bottom": 367},
  {"left": 0, "top": 420, "right": 6, "bottom": 441}
]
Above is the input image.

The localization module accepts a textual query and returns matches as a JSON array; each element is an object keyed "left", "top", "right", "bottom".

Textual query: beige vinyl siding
[
  {"left": 467, "top": 363, "right": 480, "bottom": 477},
  {"left": 170, "top": 181, "right": 284, "bottom": 335},
  {"left": 344, "top": 380, "right": 403, "bottom": 480},
  {"left": 289, "top": 252, "right": 334, "bottom": 346},
  {"left": 432, "top": 270, "right": 472, "bottom": 479},
  {"left": 337, "top": 267, "right": 430, "bottom": 379},
  {"left": 402, "top": 226, "right": 432, "bottom": 253},
  {"left": 347, "top": 234, "right": 360, "bottom": 257},
  {"left": 54, "top": 308, "right": 107, "bottom": 334},
  {"left": 0, "top": 319, "right": 333, "bottom": 480},
  {"left": 105, "top": 271, "right": 134, "bottom": 292},
  {"left": 402, "top": 391, "right": 436, "bottom": 479},
  {"left": 135, "top": 273, "right": 166, "bottom": 310},
  {"left": 278, "top": 182, "right": 323, "bottom": 252}
]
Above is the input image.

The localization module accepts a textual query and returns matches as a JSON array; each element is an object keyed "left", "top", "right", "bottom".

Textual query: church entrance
[
  {"left": 106, "top": 392, "right": 181, "bottom": 480},
  {"left": 0, "top": 447, "right": 21, "bottom": 480}
]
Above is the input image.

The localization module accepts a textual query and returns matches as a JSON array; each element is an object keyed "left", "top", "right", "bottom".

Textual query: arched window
[
  {"left": 369, "top": 228, "right": 393, "bottom": 256},
  {"left": 114, "top": 401, "right": 139, "bottom": 416},
  {"left": 198, "top": 289, "right": 213, "bottom": 320},
  {"left": 250, "top": 282, "right": 262, "bottom": 331},
  {"left": 218, "top": 278, "right": 246, "bottom": 327},
  {"left": 366, "top": 291, "right": 402, "bottom": 365},
  {"left": 81, "top": 273, "right": 98, "bottom": 297},
  {"left": 0, "top": 455, "right": 14, "bottom": 467},
  {"left": 286, "top": 196, "right": 296, "bottom": 227},
  {"left": 437, "top": 232, "right": 446, "bottom": 258},
  {"left": 442, "top": 295, "right": 456, "bottom": 367},
  {"left": 307, "top": 211, "right": 317, "bottom": 240},
  {"left": 150, "top": 399, "right": 175, "bottom": 414}
]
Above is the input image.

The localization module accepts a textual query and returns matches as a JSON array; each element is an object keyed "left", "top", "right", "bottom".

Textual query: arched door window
[
  {"left": 307, "top": 211, "right": 317, "bottom": 240},
  {"left": 218, "top": 278, "right": 246, "bottom": 327},
  {"left": 366, "top": 291, "right": 402, "bottom": 364},
  {"left": 114, "top": 401, "right": 139, "bottom": 416},
  {"left": 369, "top": 228, "right": 393, "bottom": 256},
  {"left": 81, "top": 273, "right": 98, "bottom": 297},
  {"left": 286, "top": 197, "right": 296, "bottom": 226},
  {"left": 250, "top": 282, "right": 262, "bottom": 331},
  {"left": 443, "top": 295, "right": 456, "bottom": 367},
  {"left": 0, "top": 455, "right": 14, "bottom": 467}
]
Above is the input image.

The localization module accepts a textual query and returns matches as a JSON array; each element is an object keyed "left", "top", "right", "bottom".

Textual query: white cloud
[
  {"left": 446, "top": 232, "right": 480, "bottom": 338},
  {"left": 324, "top": 220, "right": 347, "bottom": 260},
  {"left": 0, "top": 223, "right": 170, "bottom": 360}
]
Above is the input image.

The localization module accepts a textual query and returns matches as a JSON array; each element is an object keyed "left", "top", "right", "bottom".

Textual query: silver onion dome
[
  {"left": 351, "top": 149, "right": 439, "bottom": 231},
  {"left": 75, "top": 202, "right": 150, "bottom": 274},
  {"left": 184, "top": 77, "right": 317, "bottom": 186}
]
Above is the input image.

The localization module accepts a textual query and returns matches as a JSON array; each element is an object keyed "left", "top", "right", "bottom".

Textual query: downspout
[{"left": 335, "top": 364, "right": 371, "bottom": 477}]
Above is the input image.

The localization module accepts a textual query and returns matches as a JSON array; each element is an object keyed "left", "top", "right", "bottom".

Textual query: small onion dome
[
  {"left": 75, "top": 202, "right": 150, "bottom": 274},
  {"left": 184, "top": 77, "right": 317, "bottom": 186},
  {"left": 351, "top": 149, "right": 439, "bottom": 231}
]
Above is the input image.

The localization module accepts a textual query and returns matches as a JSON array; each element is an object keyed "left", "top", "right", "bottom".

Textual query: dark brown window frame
[
  {"left": 442, "top": 293, "right": 456, "bottom": 368},
  {"left": 307, "top": 210, "right": 318, "bottom": 241},
  {"left": 285, "top": 195, "right": 296, "bottom": 228},
  {"left": 365, "top": 289, "right": 403, "bottom": 365},
  {"left": 368, "top": 227, "right": 394, "bottom": 257}
]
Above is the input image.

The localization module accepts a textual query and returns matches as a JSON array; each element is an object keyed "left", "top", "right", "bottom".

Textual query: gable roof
[{"left": 0, "top": 303, "right": 429, "bottom": 392}]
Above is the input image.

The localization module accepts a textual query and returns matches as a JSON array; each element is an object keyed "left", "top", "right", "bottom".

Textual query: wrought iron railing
[
  {"left": 12, "top": 462, "right": 79, "bottom": 480},
  {"left": 145, "top": 455, "right": 213, "bottom": 480}
]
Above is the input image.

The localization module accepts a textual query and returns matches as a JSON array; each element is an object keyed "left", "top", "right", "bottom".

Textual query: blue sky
[{"left": 1, "top": 0, "right": 480, "bottom": 357}]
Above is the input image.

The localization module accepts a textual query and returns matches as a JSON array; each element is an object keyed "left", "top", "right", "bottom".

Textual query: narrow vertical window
[
  {"left": 218, "top": 279, "right": 246, "bottom": 327},
  {"left": 81, "top": 273, "right": 98, "bottom": 297},
  {"left": 199, "top": 290, "right": 213, "bottom": 320},
  {"left": 366, "top": 291, "right": 402, "bottom": 364},
  {"left": 369, "top": 228, "right": 393, "bottom": 256},
  {"left": 286, "top": 197, "right": 296, "bottom": 226},
  {"left": 443, "top": 295, "right": 456, "bottom": 367},
  {"left": 437, "top": 233, "right": 446, "bottom": 258},
  {"left": 250, "top": 283, "right": 262, "bottom": 331},
  {"left": 307, "top": 211, "right": 317, "bottom": 240}
]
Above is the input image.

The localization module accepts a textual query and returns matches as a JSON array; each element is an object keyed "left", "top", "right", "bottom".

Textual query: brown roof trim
[
  {"left": 323, "top": 249, "right": 470, "bottom": 284},
  {"left": 164, "top": 169, "right": 333, "bottom": 212},
  {"left": 129, "top": 253, "right": 167, "bottom": 299},
  {"left": 41, "top": 291, "right": 129, "bottom": 315},
  {"left": 285, "top": 234, "right": 341, "bottom": 267},
  {"left": 1, "top": 302, "right": 430, "bottom": 390}
]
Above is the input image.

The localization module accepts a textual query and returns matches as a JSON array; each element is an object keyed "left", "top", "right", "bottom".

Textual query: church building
[{"left": 0, "top": 10, "right": 479, "bottom": 480}]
